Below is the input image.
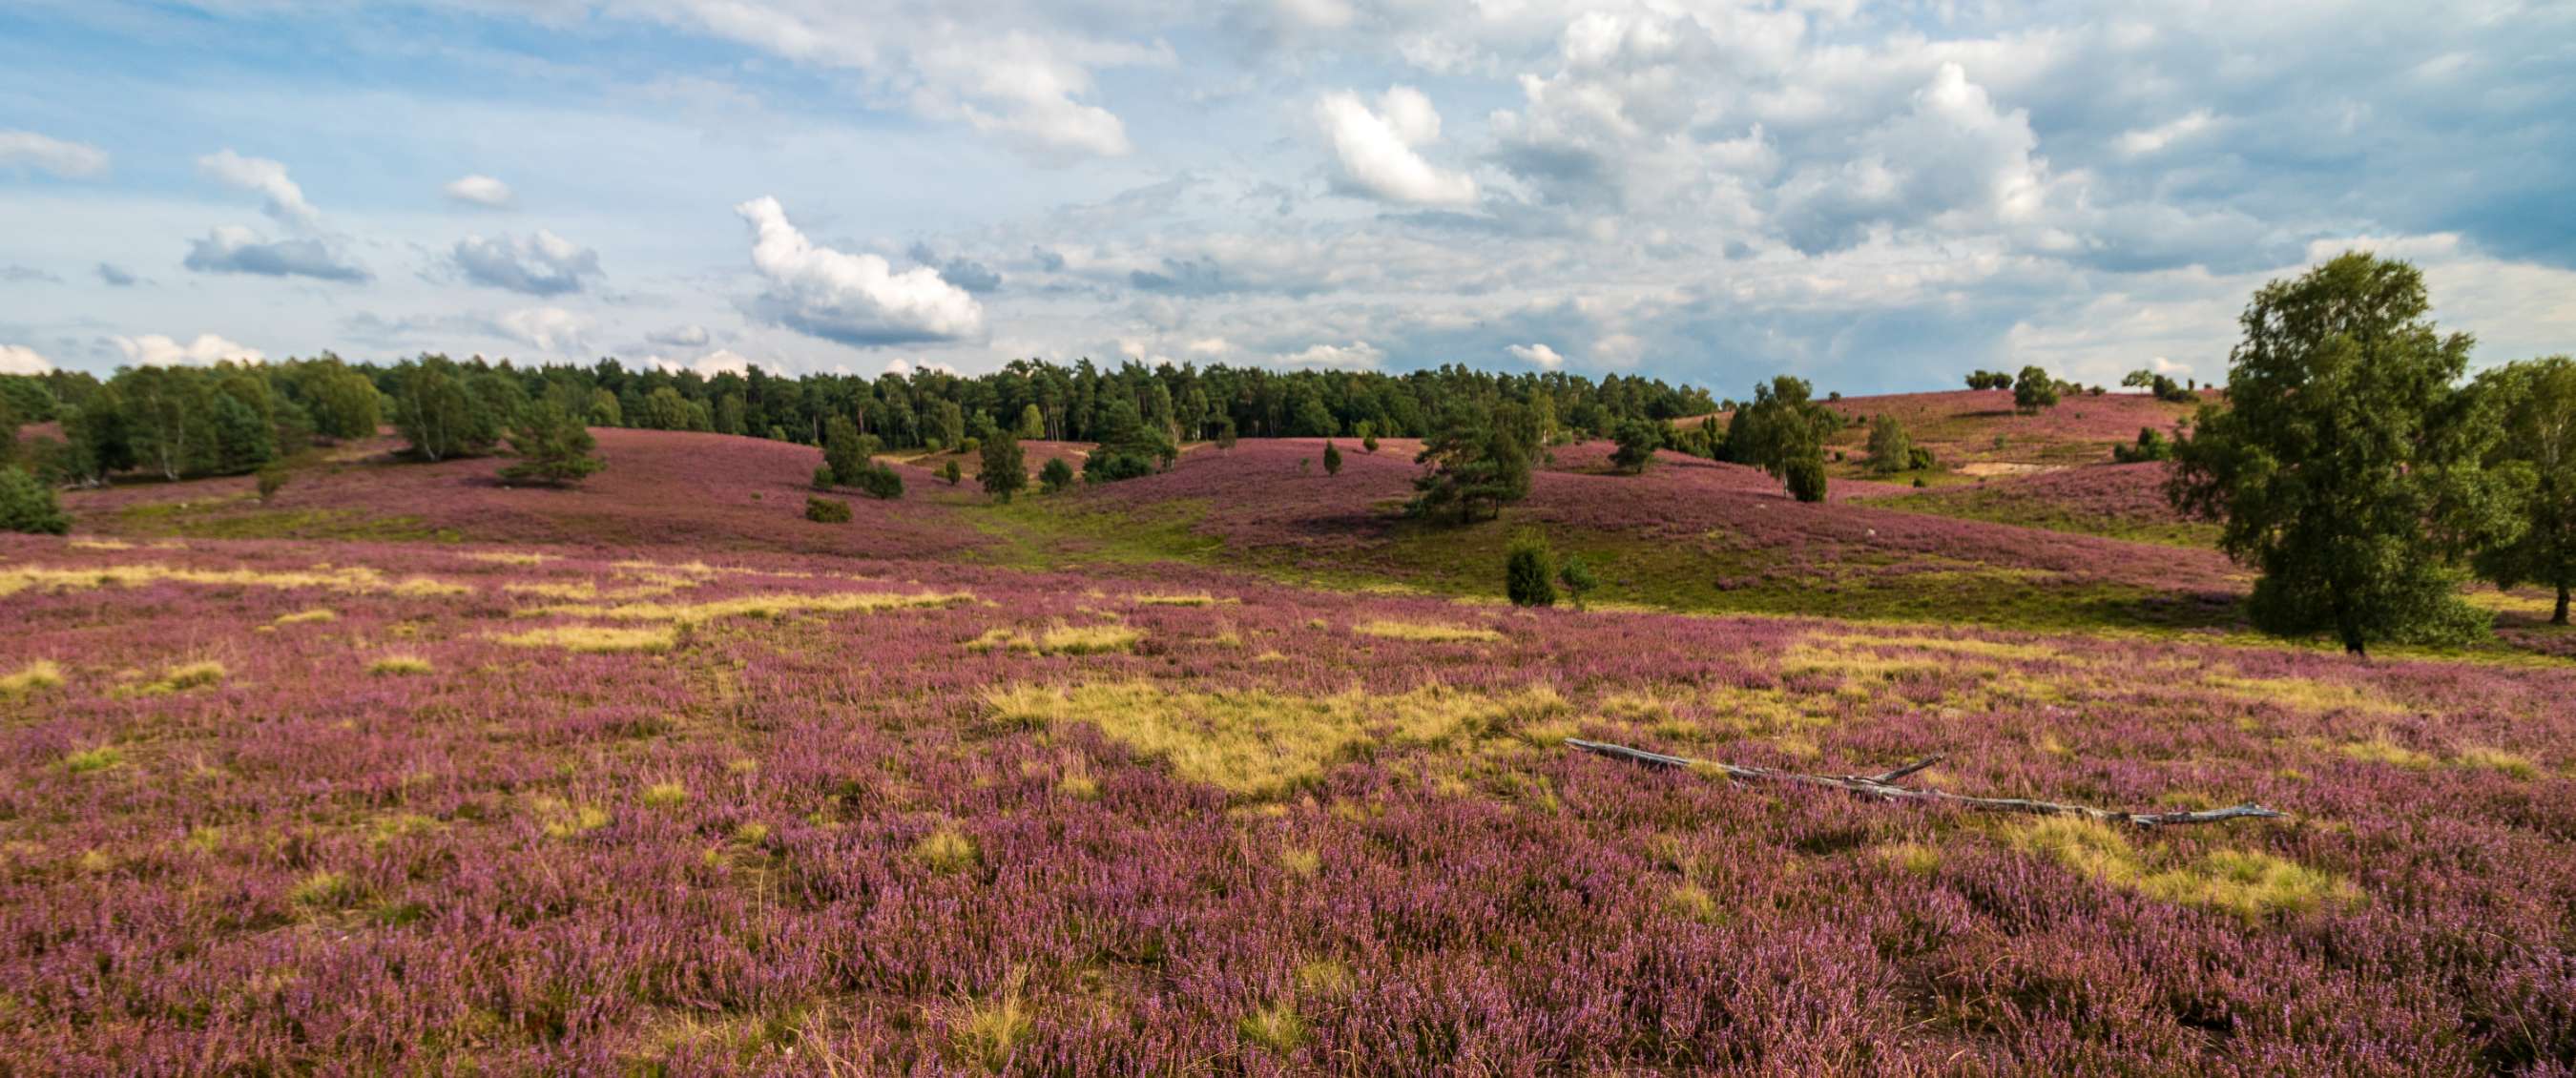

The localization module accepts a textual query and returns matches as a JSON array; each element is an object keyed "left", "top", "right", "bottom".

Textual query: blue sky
[{"left": 2, "top": 0, "right": 2571, "bottom": 392}]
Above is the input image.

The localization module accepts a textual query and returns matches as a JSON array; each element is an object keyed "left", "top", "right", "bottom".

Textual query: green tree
[
  {"left": 1864, "top": 414, "right": 1914, "bottom": 474},
  {"left": 1609, "top": 417, "right": 1664, "bottom": 474},
  {"left": 2013, "top": 365, "right": 2061, "bottom": 414},
  {"left": 1039, "top": 457, "right": 1074, "bottom": 494},
  {"left": 1409, "top": 402, "right": 1533, "bottom": 523},
  {"left": 1019, "top": 404, "right": 1046, "bottom": 441},
  {"left": 637, "top": 386, "right": 697, "bottom": 431},
  {"left": 391, "top": 360, "right": 501, "bottom": 463},
  {"left": 855, "top": 462, "right": 904, "bottom": 500},
  {"left": 0, "top": 466, "right": 69, "bottom": 534},
  {"left": 1084, "top": 399, "right": 1176, "bottom": 483},
  {"left": 1783, "top": 455, "right": 1827, "bottom": 503},
  {"left": 1322, "top": 441, "right": 1343, "bottom": 476},
  {"left": 588, "top": 387, "right": 623, "bottom": 427},
  {"left": 1506, "top": 530, "right": 1556, "bottom": 607},
  {"left": 940, "top": 459, "right": 962, "bottom": 486},
  {"left": 822, "top": 417, "right": 873, "bottom": 487},
  {"left": 980, "top": 426, "right": 1027, "bottom": 502},
  {"left": 498, "top": 399, "right": 605, "bottom": 487},
  {"left": 2470, "top": 356, "right": 2576, "bottom": 624},
  {"left": 2169, "top": 252, "right": 2507, "bottom": 654},
  {"left": 303, "top": 365, "right": 383, "bottom": 442},
  {"left": 930, "top": 399, "right": 966, "bottom": 450},
  {"left": 1557, "top": 553, "right": 1598, "bottom": 610},
  {"left": 1727, "top": 376, "right": 1836, "bottom": 496}
]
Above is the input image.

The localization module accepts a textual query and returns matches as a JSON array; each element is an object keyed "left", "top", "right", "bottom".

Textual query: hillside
[{"left": 1820, "top": 388, "right": 2207, "bottom": 477}]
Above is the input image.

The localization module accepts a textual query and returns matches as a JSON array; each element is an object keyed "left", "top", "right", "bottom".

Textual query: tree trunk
[{"left": 2556, "top": 584, "right": 2569, "bottom": 626}]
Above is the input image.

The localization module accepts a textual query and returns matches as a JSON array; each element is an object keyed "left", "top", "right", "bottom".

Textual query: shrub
[
  {"left": 1784, "top": 455, "right": 1827, "bottom": 503},
  {"left": 496, "top": 399, "right": 605, "bottom": 487},
  {"left": 1864, "top": 415, "right": 1913, "bottom": 474},
  {"left": 1039, "top": 457, "right": 1074, "bottom": 494},
  {"left": 1609, "top": 417, "right": 1664, "bottom": 474},
  {"left": 805, "top": 495, "right": 853, "bottom": 523},
  {"left": 1322, "top": 441, "right": 1343, "bottom": 475},
  {"left": 856, "top": 463, "right": 904, "bottom": 500},
  {"left": 1557, "top": 554, "right": 1597, "bottom": 610},
  {"left": 256, "top": 465, "right": 290, "bottom": 503},
  {"left": 1362, "top": 433, "right": 1379, "bottom": 453},
  {"left": 979, "top": 428, "right": 1027, "bottom": 503},
  {"left": 0, "top": 466, "right": 70, "bottom": 535},
  {"left": 2013, "top": 365, "right": 2061, "bottom": 414},
  {"left": 1906, "top": 446, "right": 1938, "bottom": 470},
  {"left": 813, "top": 464, "right": 837, "bottom": 489},
  {"left": 940, "top": 460, "right": 962, "bottom": 486},
  {"left": 2112, "top": 427, "right": 2173, "bottom": 463},
  {"left": 1506, "top": 530, "right": 1557, "bottom": 607}
]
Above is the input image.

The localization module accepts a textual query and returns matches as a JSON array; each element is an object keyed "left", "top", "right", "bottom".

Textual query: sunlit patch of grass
[
  {"left": 1056, "top": 757, "right": 1101, "bottom": 800},
  {"left": 63, "top": 746, "right": 122, "bottom": 774},
  {"left": 289, "top": 869, "right": 361, "bottom": 909},
  {"left": 493, "top": 625, "right": 675, "bottom": 653},
  {"left": 1, "top": 659, "right": 66, "bottom": 699},
  {"left": 1810, "top": 630, "right": 2064, "bottom": 662},
  {"left": 536, "top": 798, "right": 612, "bottom": 839},
  {"left": 2209, "top": 674, "right": 2402, "bottom": 717},
  {"left": 135, "top": 660, "right": 227, "bottom": 694},
  {"left": 69, "top": 538, "right": 133, "bottom": 550},
  {"left": 1294, "top": 959, "right": 1354, "bottom": 1001},
  {"left": 524, "top": 589, "right": 972, "bottom": 625},
  {"left": 945, "top": 970, "right": 1033, "bottom": 1070},
  {"left": 368, "top": 655, "right": 434, "bottom": 676},
  {"left": 912, "top": 825, "right": 980, "bottom": 873},
  {"left": 642, "top": 781, "right": 689, "bottom": 809},
  {"left": 463, "top": 550, "right": 556, "bottom": 566},
  {"left": 1874, "top": 841, "right": 1943, "bottom": 876},
  {"left": 0, "top": 563, "right": 467, "bottom": 599},
  {"left": 2452, "top": 746, "right": 2540, "bottom": 779},
  {"left": 2010, "top": 818, "right": 2357, "bottom": 923},
  {"left": 1238, "top": 998, "right": 1307, "bottom": 1054},
  {"left": 1666, "top": 881, "right": 1721, "bottom": 922},
  {"left": 1279, "top": 846, "right": 1321, "bottom": 879},
  {"left": 986, "top": 681, "right": 1569, "bottom": 798},
  {"left": 1351, "top": 618, "right": 1503, "bottom": 644},
  {"left": 969, "top": 623, "right": 1144, "bottom": 655},
  {"left": 2341, "top": 735, "right": 2436, "bottom": 770},
  {"left": 272, "top": 608, "right": 339, "bottom": 626},
  {"left": 1129, "top": 592, "right": 1233, "bottom": 607}
]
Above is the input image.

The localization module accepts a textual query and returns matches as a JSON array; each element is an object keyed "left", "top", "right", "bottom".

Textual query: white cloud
[
  {"left": 0, "top": 131, "right": 109, "bottom": 179},
  {"left": 0, "top": 344, "right": 54, "bottom": 375},
  {"left": 183, "top": 225, "right": 371, "bottom": 282},
  {"left": 1316, "top": 86, "right": 1478, "bottom": 206},
  {"left": 736, "top": 195, "right": 986, "bottom": 346},
  {"left": 1278, "top": 341, "right": 1383, "bottom": 368},
  {"left": 2115, "top": 110, "right": 2215, "bottom": 156},
  {"left": 111, "top": 333, "right": 265, "bottom": 366},
  {"left": 443, "top": 174, "right": 514, "bottom": 208},
  {"left": 451, "top": 230, "right": 602, "bottom": 295},
  {"left": 649, "top": 348, "right": 760, "bottom": 377},
  {"left": 883, "top": 357, "right": 960, "bottom": 377},
  {"left": 497, "top": 306, "right": 592, "bottom": 353},
  {"left": 1506, "top": 342, "right": 1566, "bottom": 369},
  {"left": 648, "top": 324, "right": 713, "bottom": 347},
  {"left": 197, "top": 150, "right": 317, "bottom": 226}
]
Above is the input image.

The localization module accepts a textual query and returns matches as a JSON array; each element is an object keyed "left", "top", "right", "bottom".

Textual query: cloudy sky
[{"left": 2, "top": 1, "right": 2570, "bottom": 392}]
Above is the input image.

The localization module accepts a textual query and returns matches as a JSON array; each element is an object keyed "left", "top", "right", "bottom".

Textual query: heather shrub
[
  {"left": 0, "top": 466, "right": 69, "bottom": 535},
  {"left": 1506, "top": 530, "right": 1557, "bottom": 607},
  {"left": 804, "top": 495, "right": 853, "bottom": 523},
  {"left": 1039, "top": 457, "right": 1074, "bottom": 494}
]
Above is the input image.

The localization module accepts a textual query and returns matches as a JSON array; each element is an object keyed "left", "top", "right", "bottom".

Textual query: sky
[{"left": 1, "top": 0, "right": 2571, "bottom": 394}]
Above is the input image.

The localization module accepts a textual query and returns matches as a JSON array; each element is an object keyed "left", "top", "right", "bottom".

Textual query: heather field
[
  {"left": 7, "top": 425, "right": 2575, "bottom": 1074},
  {"left": 4, "top": 527, "right": 2575, "bottom": 1074}
]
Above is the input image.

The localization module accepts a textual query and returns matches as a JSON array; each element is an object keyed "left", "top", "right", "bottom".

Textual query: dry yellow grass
[
  {"left": 463, "top": 550, "right": 556, "bottom": 566},
  {"left": 2340, "top": 735, "right": 2436, "bottom": 770},
  {"left": 2011, "top": 817, "right": 2358, "bottom": 923},
  {"left": 272, "top": 608, "right": 339, "bottom": 626},
  {"left": 137, "top": 660, "right": 227, "bottom": 695},
  {"left": 985, "top": 681, "right": 1569, "bottom": 798},
  {"left": 1129, "top": 592, "right": 1233, "bottom": 607},
  {"left": 912, "top": 825, "right": 980, "bottom": 873},
  {"left": 1, "top": 659, "right": 66, "bottom": 699},
  {"left": 2453, "top": 746, "right": 2540, "bottom": 779},
  {"left": 1351, "top": 619, "right": 1503, "bottom": 644},
  {"left": 493, "top": 625, "right": 676, "bottom": 653},
  {"left": 367, "top": 655, "right": 434, "bottom": 676},
  {"left": 968, "top": 623, "right": 1144, "bottom": 656},
  {"left": 524, "top": 590, "right": 972, "bottom": 625},
  {"left": 0, "top": 563, "right": 467, "bottom": 599}
]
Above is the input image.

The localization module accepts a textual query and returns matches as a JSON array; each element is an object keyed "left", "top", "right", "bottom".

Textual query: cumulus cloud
[
  {"left": 883, "top": 357, "right": 960, "bottom": 377},
  {"left": 648, "top": 348, "right": 760, "bottom": 377},
  {"left": 1278, "top": 341, "right": 1382, "bottom": 369},
  {"left": 736, "top": 196, "right": 985, "bottom": 346},
  {"left": 1506, "top": 342, "right": 1566, "bottom": 369},
  {"left": 443, "top": 174, "right": 514, "bottom": 208},
  {"left": 197, "top": 150, "right": 317, "bottom": 226},
  {"left": 2115, "top": 110, "right": 2216, "bottom": 156},
  {"left": 183, "top": 225, "right": 371, "bottom": 282},
  {"left": 0, "top": 343, "right": 54, "bottom": 375},
  {"left": 496, "top": 306, "right": 592, "bottom": 353},
  {"left": 112, "top": 333, "right": 265, "bottom": 366},
  {"left": 451, "top": 230, "right": 603, "bottom": 295},
  {"left": 648, "top": 324, "right": 713, "bottom": 347},
  {"left": 906, "top": 242, "right": 1002, "bottom": 293},
  {"left": 0, "top": 130, "right": 109, "bottom": 178},
  {"left": 1318, "top": 86, "right": 1478, "bottom": 206}
]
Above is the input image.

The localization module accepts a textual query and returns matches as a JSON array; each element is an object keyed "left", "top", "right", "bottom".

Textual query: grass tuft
[
  {"left": 64, "top": 746, "right": 122, "bottom": 775},
  {"left": 138, "top": 660, "right": 227, "bottom": 694},
  {"left": 1, "top": 659, "right": 66, "bottom": 698},
  {"left": 368, "top": 655, "right": 434, "bottom": 676},
  {"left": 643, "top": 781, "right": 689, "bottom": 809},
  {"left": 2011, "top": 818, "right": 2357, "bottom": 923},
  {"left": 272, "top": 608, "right": 339, "bottom": 626},
  {"left": 1352, "top": 619, "right": 1503, "bottom": 643},
  {"left": 1237, "top": 998, "right": 1307, "bottom": 1054},
  {"left": 913, "top": 825, "right": 980, "bottom": 874},
  {"left": 494, "top": 625, "right": 676, "bottom": 653}
]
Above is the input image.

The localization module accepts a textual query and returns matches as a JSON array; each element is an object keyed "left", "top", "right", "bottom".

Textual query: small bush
[
  {"left": 0, "top": 466, "right": 69, "bottom": 535},
  {"left": 256, "top": 466, "right": 290, "bottom": 503},
  {"left": 1784, "top": 456, "right": 1827, "bottom": 503},
  {"left": 1, "top": 659, "right": 66, "bottom": 698},
  {"left": 1322, "top": 441, "right": 1343, "bottom": 475},
  {"left": 1039, "top": 457, "right": 1074, "bottom": 494},
  {"left": 805, "top": 496, "right": 853, "bottom": 523},
  {"left": 940, "top": 460, "right": 962, "bottom": 486},
  {"left": 1557, "top": 554, "right": 1597, "bottom": 609},
  {"left": 856, "top": 462, "right": 904, "bottom": 500},
  {"left": 1362, "top": 433, "right": 1379, "bottom": 453},
  {"left": 64, "top": 745, "right": 121, "bottom": 774},
  {"left": 812, "top": 464, "right": 837, "bottom": 489},
  {"left": 1506, "top": 530, "right": 1558, "bottom": 607}
]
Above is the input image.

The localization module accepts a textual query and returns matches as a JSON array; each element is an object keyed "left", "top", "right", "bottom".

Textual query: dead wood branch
[{"left": 1563, "top": 738, "right": 2286, "bottom": 827}]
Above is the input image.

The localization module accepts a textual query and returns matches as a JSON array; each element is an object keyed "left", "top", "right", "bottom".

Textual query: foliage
[
  {"left": 803, "top": 495, "right": 852, "bottom": 523},
  {"left": 855, "top": 462, "right": 905, "bottom": 500},
  {"left": 0, "top": 466, "right": 69, "bottom": 534},
  {"left": 2112, "top": 427, "right": 2174, "bottom": 463},
  {"left": 821, "top": 417, "right": 877, "bottom": 487},
  {"left": 979, "top": 426, "right": 1027, "bottom": 503},
  {"left": 1322, "top": 441, "right": 1343, "bottom": 476},
  {"left": 1726, "top": 376, "right": 1837, "bottom": 496},
  {"left": 1609, "top": 417, "right": 1665, "bottom": 474},
  {"left": 1864, "top": 414, "right": 1914, "bottom": 474},
  {"left": 940, "top": 460, "right": 962, "bottom": 486},
  {"left": 1556, "top": 553, "right": 1597, "bottom": 609},
  {"left": 497, "top": 399, "right": 605, "bottom": 487},
  {"left": 1408, "top": 402, "right": 1534, "bottom": 523},
  {"left": 1083, "top": 399, "right": 1179, "bottom": 484},
  {"left": 1964, "top": 369, "right": 2014, "bottom": 390},
  {"left": 1506, "top": 530, "right": 1557, "bottom": 607},
  {"left": 391, "top": 358, "right": 507, "bottom": 463},
  {"left": 2123, "top": 369, "right": 2197, "bottom": 404},
  {"left": 256, "top": 466, "right": 289, "bottom": 503},
  {"left": 1039, "top": 457, "right": 1074, "bottom": 494},
  {"left": 1783, "top": 455, "right": 1827, "bottom": 503},
  {"left": 813, "top": 465, "right": 836, "bottom": 490},
  {"left": 2013, "top": 365, "right": 2062, "bottom": 414},
  {"left": 2170, "top": 252, "right": 2507, "bottom": 653},
  {"left": 2468, "top": 355, "right": 2576, "bottom": 623},
  {"left": 1362, "top": 432, "right": 1379, "bottom": 453}
]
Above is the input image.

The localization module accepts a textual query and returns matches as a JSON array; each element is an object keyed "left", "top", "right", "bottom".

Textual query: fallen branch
[{"left": 1563, "top": 738, "right": 2286, "bottom": 827}]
